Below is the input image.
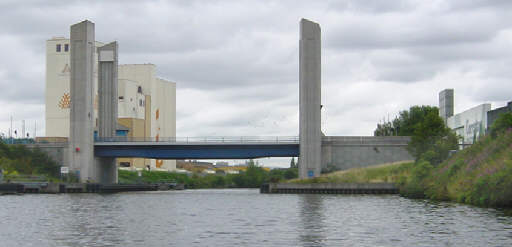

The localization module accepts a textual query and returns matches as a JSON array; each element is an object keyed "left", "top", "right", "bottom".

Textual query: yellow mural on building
[{"left": 58, "top": 93, "right": 71, "bottom": 109}]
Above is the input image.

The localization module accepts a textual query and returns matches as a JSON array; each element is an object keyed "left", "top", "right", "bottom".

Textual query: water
[{"left": 1, "top": 189, "right": 511, "bottom": 247}]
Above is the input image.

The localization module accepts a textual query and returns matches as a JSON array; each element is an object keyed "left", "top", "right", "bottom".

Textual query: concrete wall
[
  {"left": 25, "top": 143, "right": 69, "bottom": 168},
  {"left": 321, "top": 136, "right": 413, "bottom": 171},
  {"left": 447, "top": 104, "right": 491, "bottom": 144}
]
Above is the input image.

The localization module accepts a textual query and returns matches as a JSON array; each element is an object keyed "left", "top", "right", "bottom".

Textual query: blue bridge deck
[{"left": 93, "top": 137, "right": 300, "bottom": 159}]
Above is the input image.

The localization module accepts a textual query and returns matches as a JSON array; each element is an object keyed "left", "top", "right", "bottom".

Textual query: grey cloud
[
  {"left": 327, "top": 0, "right": 415, "bottom": 14},
  {"left": 0, "top": 0, "right": 511, "bottom": 155}
]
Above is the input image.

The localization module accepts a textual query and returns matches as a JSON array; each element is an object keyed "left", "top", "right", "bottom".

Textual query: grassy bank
[
  {"left": 409, "top": 129, "right": 512, "bottom": 207},
  {"left": 294, "top": 130, "right": 512, "bottom": 208},
  {"left": 287, "top": 161, "right": 413, "bottom": 184}
]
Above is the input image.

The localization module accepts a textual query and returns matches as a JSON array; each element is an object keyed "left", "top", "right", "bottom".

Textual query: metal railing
[{"left": 94, "top": 136, "right": 300, "bottom": 144}]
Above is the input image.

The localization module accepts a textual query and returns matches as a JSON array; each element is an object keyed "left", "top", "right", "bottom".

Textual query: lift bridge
[{"left": 94, "top": 136, "right": 299, "bottom": 160}]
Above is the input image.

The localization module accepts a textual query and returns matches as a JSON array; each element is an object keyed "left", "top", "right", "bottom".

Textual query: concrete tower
[
  {"left": 439, "top": 89, "right": 454, "bottom": 122},
  {"left": 299, "top": 19, "right": 322, "bottom": 179},
  {"left": 69, "top": 20, "right": 95, "bottom": 182},
  {"left": 96, "top": 41, "right": 118, "bottom": 183}
]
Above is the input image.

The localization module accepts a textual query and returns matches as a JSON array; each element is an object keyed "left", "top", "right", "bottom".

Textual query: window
[
  {"left": 137, "top": 86, "right": 142, "bottom": 94},
  {"left": 56, "top": 44, "right": 61, "bottom": 52},
  {"left": 118, "top": 96, "right": 124, "bottom": 102},
  {"left": 64, "top": 44, "right": 69, "bottom": 52},
  {"left": 120, "top": 162, "right": 130, "bottom": 167},
  {"left": 139, "top": 99, "right": 143, "bottom": 107}
]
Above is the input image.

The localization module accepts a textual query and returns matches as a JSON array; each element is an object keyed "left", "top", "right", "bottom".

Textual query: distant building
[
  {"left": 215, "top": 161, "right": 229, "bottom": 167},
  {"left": 45, "top": 37, "right": 176, "bottom": 171},
  {"left": 176, "top": 160, "right": 214, "bottom": 171},
  {"left": 439, "top": 89, "right": 491, "bottom": 144},
  {"left": 487, "top": 101, "right": 512, "bottom": 129}
]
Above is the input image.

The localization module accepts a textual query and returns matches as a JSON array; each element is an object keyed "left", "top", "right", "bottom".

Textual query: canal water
[{"left": 1, "top": 189, "right": 511, "bottom": 246}]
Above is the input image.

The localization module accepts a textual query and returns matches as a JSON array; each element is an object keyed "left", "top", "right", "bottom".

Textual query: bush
[{"left": 490, "top": 112, "right": 512, "bottom": 138}]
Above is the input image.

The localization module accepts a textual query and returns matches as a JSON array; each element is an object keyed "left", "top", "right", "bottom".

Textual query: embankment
[{"left": 293, "top": 130, "right": 512, "bottom": 208}]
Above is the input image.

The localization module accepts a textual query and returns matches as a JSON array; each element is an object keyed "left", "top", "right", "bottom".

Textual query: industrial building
[
  {"left": 487, "top": 101, "right": 512, "bottom": 128},
  {"left": 45, "top": 37, "right": 176, "bottom": 171},
  {"left": 439, "top": 89, "right": 511, "bottom": 145}
]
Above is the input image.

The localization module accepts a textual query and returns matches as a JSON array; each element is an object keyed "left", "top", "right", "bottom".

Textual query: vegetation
[
  {"left": 374, "top": 105, "right": 439, "bottom": 136},
  {"left": 0, "top": 140, "right": 60, "bottom": 180},
  {"left": 119, "top": 161, "right": 298, "bottom": 189},
  {"left": 398, "top": 127, "right": 512, "bottom": 207},
  {"left": 288, "top": 161, "right": 413, "bottom": 184},
  {"left": 374, "top": 105, "right": 459, "bottom": 165},
  {"left": 295, "top": 107, "right": 512, "bottom": 208},
  {"left": 489, "top": 112, "right": 512, "bottom": 138}
]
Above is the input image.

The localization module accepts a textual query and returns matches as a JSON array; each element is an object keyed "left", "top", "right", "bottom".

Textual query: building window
[
  {"left": 64, "top": 44, "right": 69, "bottom": 52},
  {"left": 56, "top": 44, "right": 61, "bottom": 52},
  {"left": 137, "top": 86, "right": 142, "bottom": 94},
  {"left": 119, "top": 96, "right": 124, "bottom": 102},
  {"left": 139, "top": 99, "right": 143, "bottom": 107},
  {"left": 120, "top": 162, "right": 130, "bottom": 167}
]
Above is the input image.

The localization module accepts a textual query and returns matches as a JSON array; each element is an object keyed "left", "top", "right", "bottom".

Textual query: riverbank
[
  {"left": 292, "top": 130, "right": 512, "bottom": 208},
  {"left": 118, "top": 166, "right": 298, "bottom": 189}
]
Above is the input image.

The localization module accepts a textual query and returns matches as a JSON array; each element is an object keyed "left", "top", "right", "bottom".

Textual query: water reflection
[
  {"left": 1, "top": 190, "right": 512, "bottom": 246},
  {"left": 298, "top": 194, "right": 326, "bottom": 246}
]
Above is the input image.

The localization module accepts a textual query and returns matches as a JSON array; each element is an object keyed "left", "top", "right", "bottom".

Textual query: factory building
[
  {"left": 45, "top": 37, "right": 176, "bottom": 171},
  {"left": 438, "top": 89, "right": 511, "bottom": 145}
]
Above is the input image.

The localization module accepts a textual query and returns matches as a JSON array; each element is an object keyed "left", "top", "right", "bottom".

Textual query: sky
[{"left": 0, "top": 0, "right": 511, "bottom": 166}]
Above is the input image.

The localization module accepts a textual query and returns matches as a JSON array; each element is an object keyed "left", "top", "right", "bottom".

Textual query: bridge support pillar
[
  {"left": 299, "top": 19, "right": 322, "bottom": 179},
  {"left": 96, "top": 42, "right": 119, "bottom": 183},
  {"left": 69, "top": 20, "right": 96, "bottom": 182}
]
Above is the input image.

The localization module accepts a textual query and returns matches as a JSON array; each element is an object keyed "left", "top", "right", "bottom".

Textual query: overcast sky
[{"left": 0, "top": 0, "right": 511, "bottom": 166}]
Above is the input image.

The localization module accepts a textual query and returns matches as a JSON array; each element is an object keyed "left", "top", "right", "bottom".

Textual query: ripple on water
[{"left": 1, "top": 190, "right": 512, "bottom": 246}]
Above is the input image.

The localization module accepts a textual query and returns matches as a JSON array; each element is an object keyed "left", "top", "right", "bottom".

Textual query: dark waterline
[{"left": 1, "top": 189, "right": 511, "bottom": 246}]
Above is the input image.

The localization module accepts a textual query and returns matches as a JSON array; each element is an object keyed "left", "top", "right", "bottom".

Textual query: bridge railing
[{"left": 94, "top": 136, "right": 299, "bottom": 144}]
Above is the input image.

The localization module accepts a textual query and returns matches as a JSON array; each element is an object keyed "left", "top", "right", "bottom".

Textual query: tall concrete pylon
[
  {"left": 69, "top": 20, "right": 95, "bottom": 182},
  {"left": 96, "top": 42, "right": 119, "bottom": 183},
  {"left": 299, "top": 19, "right": 322, "bottom": 179}
]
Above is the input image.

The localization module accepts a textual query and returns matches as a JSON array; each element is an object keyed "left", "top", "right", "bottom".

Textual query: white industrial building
[
  {"left": 45, "top": 37, "right": 176, "bottom": 171},
  {"left": 439, "top": 89, "right": 491, "bottom": 145}
]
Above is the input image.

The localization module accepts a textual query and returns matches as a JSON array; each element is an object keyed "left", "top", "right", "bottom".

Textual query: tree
[
  {"left": 489, "top": 112, "right": 512, "bottom": 138},
  {"left": 406, "top": 108, "right": 458, "bottom": 165},
  {"left": 375, "top": 105, "right": 458, "bottom": 165},
  {"left": 290, "top": 157, "right": 297, "bottom": 168},
  {"left": 374, "top": 105, "right": 439, "bottom": 137}
]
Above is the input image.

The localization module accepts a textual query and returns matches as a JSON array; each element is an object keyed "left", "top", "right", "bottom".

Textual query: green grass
[
  {"left": 288, "top": 161, "right": 414, "bottom": 184},
  {"left": 289, "top": 129, "right": 512, "bottom": 208},
  {"left": 421, "top": 129, "right": 512, "bottom": 207}
]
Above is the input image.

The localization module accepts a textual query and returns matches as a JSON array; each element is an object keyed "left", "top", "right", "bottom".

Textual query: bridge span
[{"left": 94, "top": 136, "right": 299, "bottom": 159}]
